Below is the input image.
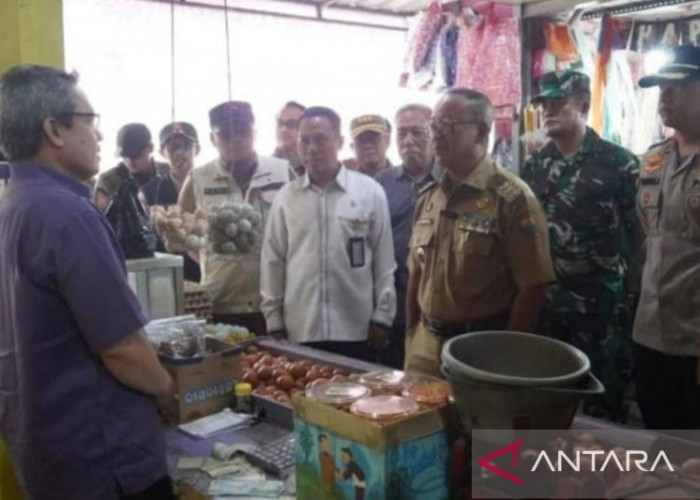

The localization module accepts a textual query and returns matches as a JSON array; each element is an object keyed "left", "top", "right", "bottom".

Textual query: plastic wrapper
[
  {"left": 305, "top": 382, "right": 370, "bottom": 408},
  {"left": 150, "top": 205, "right": 207, "bottom": 252},
  {"left": 145, "top": 316, "right": 207, "bottom": 358},
  {"left": 350, "top": 395, "right": 419, "bottom": 423},
  {"left": 204, "top": 323, "right": 254, "bottom": 345},
  {"left": 207, "top": 202, "right": 262, "bottom": 255}
]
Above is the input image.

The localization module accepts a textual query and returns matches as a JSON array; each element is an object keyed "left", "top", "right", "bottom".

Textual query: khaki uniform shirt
[
  {"left": 408, "top": 155, "right": 555, "bottom": 323},
  {"left": 179, "top": 156, "right": 290, "bottom": 314},
  {"left": 634, "top": 139, "right": 700, "bottom": 356}
]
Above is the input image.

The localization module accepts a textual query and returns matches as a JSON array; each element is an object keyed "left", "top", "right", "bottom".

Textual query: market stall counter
[
  {"left": 163, "top": 338, "right": 700, "bottom": 500},
  {"left": 165, "top": 337, "right": 386, "bottom": 499}
]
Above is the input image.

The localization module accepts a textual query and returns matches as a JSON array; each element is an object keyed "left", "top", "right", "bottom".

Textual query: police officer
[
  {"left": 522, "top": 70, "right": 640, "bottom": 422},
  {"left": 404, "top": 88, "right": 555, "bottom": 378},
  {"left": 634, "top": 45, "right": 700, "bottom": 429},
  {"left": 178, "top": 101, "right": 290, "bottom": 333}
]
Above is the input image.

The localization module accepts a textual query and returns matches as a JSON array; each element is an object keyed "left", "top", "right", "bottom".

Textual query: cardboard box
[
  {"left": 160, "top": 338, "right": 243, "bottom": 423},
  {"left": 292, "top": 394, "right": 452, "bottom": 500}
]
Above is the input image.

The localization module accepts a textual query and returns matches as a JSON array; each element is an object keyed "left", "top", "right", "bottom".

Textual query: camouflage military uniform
[{"left": 522, "top": 127, "right": 640, "bottom": 421}]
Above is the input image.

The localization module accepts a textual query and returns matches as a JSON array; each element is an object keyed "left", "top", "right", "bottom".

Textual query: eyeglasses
[
  {"left": 57, "top": 112, "right": 101, "bottom": 130},
  {"left": 397, "top": 126, "right": 430, "bottom": 140},
  {"left": 428, "top": 120, "right": 479, "bottom": 136}
]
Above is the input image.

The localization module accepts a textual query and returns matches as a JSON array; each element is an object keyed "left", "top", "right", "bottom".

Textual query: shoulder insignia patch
[{"left": 495, "top": 179, "right": 522, "bottom": 203}]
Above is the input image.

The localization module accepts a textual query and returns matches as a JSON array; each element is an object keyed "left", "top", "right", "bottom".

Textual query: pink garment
[
  {"left": 456, "top": 15, "right": 521, "bottom": 107},
  {"left": 411, "top": 2, "right": 445, "bottom": 72}
]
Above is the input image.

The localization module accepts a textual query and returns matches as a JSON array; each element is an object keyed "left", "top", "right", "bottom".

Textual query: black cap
[
  {"left": 117, "top": 123, "right": 152, "bottom": 158},
  {"left": 639, "top": 45, "right": 700, "bottom": 88},
  {"left": 209, "top": 101, "right": 254, "bottom": 128},
  {"left": 159, "top": 122, "right": 198, "bottom": 148}
]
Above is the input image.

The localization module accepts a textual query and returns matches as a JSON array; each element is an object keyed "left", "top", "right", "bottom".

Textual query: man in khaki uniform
[
  {"left": 179, "top": 101, "right": 290, "bottom": 332},
  {"left": 405, "top": 88, "right": 556, "bottom": 378},
  {"left": 634, "top": 45, "right": 700, "bottom": 429}
]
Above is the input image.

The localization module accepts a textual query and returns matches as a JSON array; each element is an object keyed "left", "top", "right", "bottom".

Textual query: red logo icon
[{"left": 477, "top": 440, "right": 524, "bottom": 485}]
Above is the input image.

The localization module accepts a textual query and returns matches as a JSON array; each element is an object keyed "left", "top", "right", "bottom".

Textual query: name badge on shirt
[
  {"left": 347, "top": 237, "right": 365, "bottom": 268},
  {"left": 462, "top": 213, "right": 494, "bottom": 234},
  {"left": 641, "top": 177, "right": 661, "bottom": 186},
  {"left": 204, "top": 186, "right": 231, "bottom": 196},
  {"left": 693, "top": 178, "right": 700, "bottom": 190}
]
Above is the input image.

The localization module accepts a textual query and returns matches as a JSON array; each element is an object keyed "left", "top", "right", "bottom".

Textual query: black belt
[{"left": 420, "top": 312, "right": 510, "bottom": 339}]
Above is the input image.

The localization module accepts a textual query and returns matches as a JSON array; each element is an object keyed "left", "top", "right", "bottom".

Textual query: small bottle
[{"left": 235, "top": 382, "right": 253, "bottom": 413}]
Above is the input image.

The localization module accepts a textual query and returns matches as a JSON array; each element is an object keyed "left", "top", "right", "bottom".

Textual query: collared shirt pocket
[
  {"left": 338, "top": 213, "right": 372, "bottom": 238},
  {"left": 453, "top": 218, "right": 494, "bottom": 255},
  {"left": 410, "top": 220, "right": 434, "bottom": 248}
]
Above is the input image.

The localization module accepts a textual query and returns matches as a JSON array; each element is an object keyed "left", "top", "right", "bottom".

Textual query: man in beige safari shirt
[{"left": 179, "top": 101, "right": 290, "bottom": 333}]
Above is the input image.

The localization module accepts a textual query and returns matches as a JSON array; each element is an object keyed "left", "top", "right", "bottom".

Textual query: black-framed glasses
[
  {"left": 429, "top": 120, "right": 479, "bottom": 136},
  {"left": 57, "top": 112, "right": 100, "bottom": 130}
]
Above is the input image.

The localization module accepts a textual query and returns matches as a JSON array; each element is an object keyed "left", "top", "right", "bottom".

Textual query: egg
[
  {"left": 309, "top": 378, "right": 329, "bottom": 388},
  {"left": 259, "top": 355, "right": 275, "bottom": 366},
  {"left": 271, "top": 367, "right": 289, "bottom": 380},
  {"left": 276, "top": 375, "right": 295, "bottom": 391},
  {"left": 256, "top": 366, "right": 273, "bottom": 382},
  {"left": 242, "top": 370, "right": 258, "bottom": 386},
  {"left": 275, "top": 393, "right": 291, "bottom": 404},
  {"left": 306, "top": 368, "right": 321, "bottom": 381},
  {"left": 290, "top": 364, "right": 308, "bottom": 379}
]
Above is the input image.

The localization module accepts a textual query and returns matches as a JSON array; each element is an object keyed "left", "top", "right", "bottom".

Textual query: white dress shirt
[{"left": 260, "top": 166, "right": 397, "bottom": 343}]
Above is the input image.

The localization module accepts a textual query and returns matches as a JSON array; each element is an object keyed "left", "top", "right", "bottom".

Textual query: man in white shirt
[{"left": 260, "top": 106, "right": 397, "bottom": 361}]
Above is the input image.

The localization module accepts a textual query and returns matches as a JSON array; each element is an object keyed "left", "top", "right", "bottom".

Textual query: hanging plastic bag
[{"left": 104, "top": 172, "right": 158, "bottom": 259}]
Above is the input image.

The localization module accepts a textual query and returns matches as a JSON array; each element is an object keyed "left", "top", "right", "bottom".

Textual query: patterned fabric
[{"left": 522, "top": 128, "right": 640, "bottom": 315}]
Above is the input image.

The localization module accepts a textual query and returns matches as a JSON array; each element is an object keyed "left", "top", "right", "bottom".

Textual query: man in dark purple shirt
[{"left": 0, "top": 66, "right": 176, "bottom": 499}]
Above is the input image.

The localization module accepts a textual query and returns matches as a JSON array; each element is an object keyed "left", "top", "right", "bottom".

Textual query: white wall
[{"left": 63, "top": 0, "right": 438, "bottom": 170}]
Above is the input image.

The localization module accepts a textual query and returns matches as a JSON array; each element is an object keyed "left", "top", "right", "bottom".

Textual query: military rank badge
[{"left": 643, "top": 152, "right": 664, "bottom": 173}]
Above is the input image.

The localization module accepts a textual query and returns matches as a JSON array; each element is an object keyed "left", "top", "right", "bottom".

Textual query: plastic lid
[
  {"left": 306, "top": 382, "right": 370, "bottom": 406},
  {"left": 402, "top": 381, "right": 452, "bottom": 406},
  {"left": 235, "top": 382, "right": 252, "bottom": 395},
  {"left": 350, "top": 395, "right": 419, "bottom": 421},
  {"left": 357, "top": 370, "right": 413, "bottom": 391}
]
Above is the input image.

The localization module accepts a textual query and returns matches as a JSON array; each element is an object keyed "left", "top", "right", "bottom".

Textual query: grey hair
[
  {"left": 395, "top": 103, "right": 432, "bottom": 121},
  {"left": 0, "top": 65, "right": 79, "bottom": 161},
  {"left": 443, "top": 87, "right": 493, "bottom": 136}
]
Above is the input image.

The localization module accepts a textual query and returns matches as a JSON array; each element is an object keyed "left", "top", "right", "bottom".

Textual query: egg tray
[{"left": 247, "top": 338, "right": 385, "bottom": 429}]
